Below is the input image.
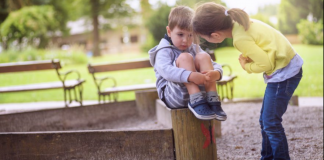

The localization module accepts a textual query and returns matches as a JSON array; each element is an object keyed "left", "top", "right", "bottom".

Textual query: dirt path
[{"left": 217, "top": 102, "right": 323, "bottom": 160}]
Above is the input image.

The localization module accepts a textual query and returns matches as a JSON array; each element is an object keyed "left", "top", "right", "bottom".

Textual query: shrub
[
  {"left": 0, "top": 46, "right": 88, "bottom": 65},
  {"left": 297, "top": 19, "right": 323, "bottom": 45}
]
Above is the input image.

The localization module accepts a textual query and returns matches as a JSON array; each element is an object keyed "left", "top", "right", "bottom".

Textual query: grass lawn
[{"left": 0, "top": 44, "right": 322, "bottom": 103}]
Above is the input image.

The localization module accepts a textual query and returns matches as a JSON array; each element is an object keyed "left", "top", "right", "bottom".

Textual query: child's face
[{"left": 167, "top": 26, "right": 193, "bottom": 51}]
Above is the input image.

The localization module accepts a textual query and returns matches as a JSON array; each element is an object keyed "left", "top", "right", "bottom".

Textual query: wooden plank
[
  {"left": 0, "top": 101, "right": 138, "bottom": 132},
  {"left": 172, "top": 108, "right": 217, "bottom": 160},
  {"left": 88, "top": 59, "right": 152, "bottom": 73},
  {"left": 103, "top": 83, "right": 156, "bottom": 93},
  {"left": 212, "top": 119, "right": 222, "bottom": 137},
  {"left": 135, "top": 89, "right": 158, "bottom": 118},
  {"left": 156, "top": 99, "right": 172, "bottom": 128},
  {"left": 0, "top": 60, "right": 61, "bottom": 73},
  {"left": 218, "top": 75, "right": 237, "bottom": 84},
  {"left": 0, "top": 80, "right": 85, "bottom": 93},
  {"left": 0, "top": 129, "right": 174, "bottom": 160}
]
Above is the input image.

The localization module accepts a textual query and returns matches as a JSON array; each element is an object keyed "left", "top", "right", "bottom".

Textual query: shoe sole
[
  {"left": 215, "top": 115, "right": 227, "bottom": 121},
  {"left": 188, "top": 103, "right": 217, "bottom": 120}
]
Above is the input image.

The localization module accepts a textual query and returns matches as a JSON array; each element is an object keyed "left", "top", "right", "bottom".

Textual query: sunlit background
[{"left": 0, "top": 0, "right": 322, "bottom": 103}]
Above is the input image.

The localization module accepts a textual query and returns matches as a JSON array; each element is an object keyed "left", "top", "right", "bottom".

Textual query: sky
[{"left": 128, "top": 0, "right": 281, "bottom": 14}]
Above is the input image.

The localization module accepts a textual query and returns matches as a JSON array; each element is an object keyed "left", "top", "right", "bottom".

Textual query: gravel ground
[{"left": 217, "top": 102, "right": 323, "bottom": 160}]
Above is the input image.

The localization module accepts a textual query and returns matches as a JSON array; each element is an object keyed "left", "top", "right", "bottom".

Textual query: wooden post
[
  {"left": 212, "top": 120, "right": 222, "bottom": 137},
  {"left": 171, "top": 108, "right": 217, "bottom": 160},
  {"left": 135, "top": 89, "right": 158, "bottom": 118},
  {"left": 289, "top": 95, "right": 299, "bottom": 106}
]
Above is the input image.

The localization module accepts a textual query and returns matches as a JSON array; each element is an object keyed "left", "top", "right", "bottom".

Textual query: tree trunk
[
  {"left": 91, "top": 0, "right": 100, "bottom": 57},
  {"left": 38, "top": 35, "right": 48, "bottom": 49}
]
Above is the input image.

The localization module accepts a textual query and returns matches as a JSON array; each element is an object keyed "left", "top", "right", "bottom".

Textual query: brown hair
[
  {"left": 192, "top": 2, "right": 250, "bottom": 36},
  {"left": 168, "top": 6, "right": 194, "bottom": 31}
]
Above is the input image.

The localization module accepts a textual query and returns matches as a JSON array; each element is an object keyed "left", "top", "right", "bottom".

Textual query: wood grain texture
[
  {"left": 88, "top": 59, "right": 152, "bottom": 73},
  {"left": 171, "top": 108, "right": 217, "bottom": 160},
  {"left": 135, "top": 89, "right": 159, "bottom": 118},
  {"left": 0, "top": 129, "right": 174, "bottom": 160},
  {"left": 0, "top": 60, "right": 61, "bottom": 73},
  {"left": 0, "top": 101, "right": 138, "bottom": 132},
  {"left": 0, "top": 80, "right": 84, "bottom": 93}
]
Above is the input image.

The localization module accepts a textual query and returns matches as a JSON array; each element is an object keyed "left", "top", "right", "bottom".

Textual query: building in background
[{"left": 51, "top": 16, "right": 147, "bottom": 55}]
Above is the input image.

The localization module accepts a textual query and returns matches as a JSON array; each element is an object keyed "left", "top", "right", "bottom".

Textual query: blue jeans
[{"left": 260, "top": 68, "right": 303, "bottom": 160}]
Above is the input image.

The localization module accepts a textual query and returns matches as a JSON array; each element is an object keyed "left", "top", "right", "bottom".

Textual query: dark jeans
[{"left": 260, "top": 68, "right": 303, "bottom": 160}]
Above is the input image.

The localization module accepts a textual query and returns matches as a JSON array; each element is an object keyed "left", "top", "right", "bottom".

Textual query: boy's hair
[
  {"left": 168, "top": 6, "right": 194, "bottom": 31},
  {"left": 192, "top": 2, "right": 250, "bottom": 36}
]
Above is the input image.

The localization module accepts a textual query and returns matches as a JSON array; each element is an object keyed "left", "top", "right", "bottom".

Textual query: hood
[{"left": 148, "top": 38, "right": 174, "bottom": 66}]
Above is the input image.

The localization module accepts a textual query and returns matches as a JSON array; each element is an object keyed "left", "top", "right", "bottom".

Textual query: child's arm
[{"left": 234, "top": 38, "right": 272, "bottom": 73}]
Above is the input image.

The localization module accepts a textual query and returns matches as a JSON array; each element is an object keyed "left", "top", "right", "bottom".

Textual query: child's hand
[
  {"left": 188, "top": 72, "right": 207, "bottom": 85},
  {"left": 201, "top": 70, "right": 220, "bottom": 82},
  {"left": 238, "top": 54, "right": 251, "bottom": 70}
]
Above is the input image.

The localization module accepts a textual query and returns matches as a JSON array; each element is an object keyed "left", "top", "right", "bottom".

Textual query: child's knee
[
  {"left": 176, "top": 52, "right": 194, "bottom": 64},
  {"left": 195, "top": 52, "right": 211, "bottom": 62}
]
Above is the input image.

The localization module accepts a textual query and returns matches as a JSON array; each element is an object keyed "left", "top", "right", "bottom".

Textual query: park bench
[
  {"left": 0, "top": 59, "right": 85, "bottom": 107},
  {"left": 88, "top": 58, "right": 156, "bottom": 103},
  {"left": 88, "top": 52, "right": 237, "bottom": 103}
]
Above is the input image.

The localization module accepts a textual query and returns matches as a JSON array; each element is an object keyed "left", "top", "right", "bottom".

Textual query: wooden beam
[
  {"left": 135, "top": 89, "right": 159, "bottom": 118},
  {"left": 0, "top": 129, "right": 174, "bottom": 160},
  {"left": 88, "top": 59, "right": 152, "bottom": 73},
  {"left": 0, "top": 60, "right": 61, "bottom": 73},
  {"left": 0, "top": 101, "right": 138, "bottom": 132},
  {"left": 0, "top": 80, "right": 84, "bottom": 93}
]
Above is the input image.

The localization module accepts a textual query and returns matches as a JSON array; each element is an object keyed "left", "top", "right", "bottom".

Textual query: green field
[{"left": 0, "top": 44, "right": 322, "bottom": 103}]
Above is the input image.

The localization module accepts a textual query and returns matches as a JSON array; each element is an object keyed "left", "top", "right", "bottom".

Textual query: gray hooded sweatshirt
[{"left": 148, "top": 38, "right": 223, "bottom": 100}]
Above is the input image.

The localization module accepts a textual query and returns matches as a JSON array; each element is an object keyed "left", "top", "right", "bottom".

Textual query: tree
[
  {"left": 146, "top": 4, "right": 171, "bottom": 44},
  {"left": 75, "top": 0, "right": 134, "bottom": 57},
  {"left": 176, "top": 0, "right": 225, "bottom": 8},
  {"left": 0, "top": 0, "right": 83, "bottom": 50},
  {"left": 278, "top": 0, "right": 323, "bottom": 34},
  {"left": 140, "top": 0, "right": 153, "bottom": 20},
  {"left": 0, "top": 5, "right": 59, "bottom": 49},
  {"left": 297, "top": 19, "right": 323, "bottom": 45}
]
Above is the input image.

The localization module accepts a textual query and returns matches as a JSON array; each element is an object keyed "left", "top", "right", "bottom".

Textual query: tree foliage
[
  {"left": 278, "top": 0, "right": 323, "bottom": 34},
  {"left": 297, "top": 19, "right": 323, "bottom": 45},
  {"left": 146, "top": 4, "right": 171, "bottom": 44},
  {"left": 0, "top": 0, "right": 84, "bottom": 50},
  {"left": 0, "top": 5, "right": 59, "bottom": 49},
  {"left": 71, "top": 0, "right": 134, "bottom": 56},
  {"left": 176, "top": 0, "right": 225, "bottom": 8},
  {"left": 250, "top": 14, "right": 276, "bottom": 28},
  {"left": 0, "top": 0, "right": 134, "bottom": 53}
]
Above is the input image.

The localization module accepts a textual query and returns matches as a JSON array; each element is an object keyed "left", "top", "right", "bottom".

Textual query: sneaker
[
  {"left": 188, "top": 99, "right": 217, "bottom": 120},
  {"left": 208, "top": 101, "right": 227, "bottom": 121}
]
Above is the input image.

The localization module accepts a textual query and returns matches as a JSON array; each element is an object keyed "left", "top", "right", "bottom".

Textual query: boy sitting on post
[{"left": 148, "top": 6, "right": 227, "bottom": 121}]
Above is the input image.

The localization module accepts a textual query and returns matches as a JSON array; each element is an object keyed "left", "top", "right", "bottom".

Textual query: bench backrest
[
  {"left": 87, "top": 52, "right": 215, "bottom": 74},
  {"left": 0, "top": 59, "right": 61, "bottom": 73},
  {"left": 88, "top": 59, "right": 152, "bottom": 73}
]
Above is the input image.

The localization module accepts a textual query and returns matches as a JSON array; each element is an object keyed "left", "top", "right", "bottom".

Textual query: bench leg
[
  {"left": 63, "top": 88, "right": 68, "bottom": 107},
  {"left": 78, "top": 85, "right": 83, "bottom": 106},
  {"left": 63, "top": 85, "right": 83, "bottom": 107}
]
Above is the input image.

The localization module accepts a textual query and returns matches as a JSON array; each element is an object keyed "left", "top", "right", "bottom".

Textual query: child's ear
[
  {"left": 211, "top": 32, "right": 221, "bottom": 39},
  {"left": 166, "top": 26, "right": 171, "bottom": 37}
]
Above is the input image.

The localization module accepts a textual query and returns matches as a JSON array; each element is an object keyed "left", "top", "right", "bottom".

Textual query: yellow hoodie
[{"left": 232, "top": 19, "right": 296, "bottom": 75}]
